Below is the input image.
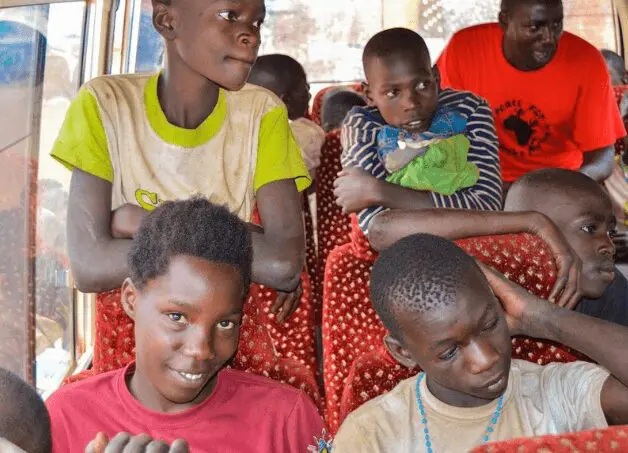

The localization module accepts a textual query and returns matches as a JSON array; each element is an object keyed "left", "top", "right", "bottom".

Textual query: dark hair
[
  {"left": 362, "top": 28, "right": 430, "bottom": 75},
  {"left": 0, "top": 368, "right": 52, "bottom": 453},
  {"left": 128, "top": 197, "right": 252, "bottom": 291},
  {"left": 248, "top": 54, "right": 306, "bottom": 96},
  {"left": 321, "top": 89, "right": 366, "bottom": 132},
  {"left": 500, "top": 0, "right": 562, "bottom": 15},
  {"left": 601, "top": 49, "right": 626, "bottom": 83},
  {"left": 370, "top": 233, "right": 478, "bottom": 340}
]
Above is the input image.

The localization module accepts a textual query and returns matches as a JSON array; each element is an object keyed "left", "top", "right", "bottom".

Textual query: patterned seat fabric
[
  {"left": 315, "top": 129, "right": 352, "bottom": 316},
  {"left": 323, "top": 217, "right": 586, "bottom": 434},
  {"left": 470, "top": 426, "right": 628, "bottom": 453},
  {"left": 310, "top": 83, "right": 363, "bottom": 127}
]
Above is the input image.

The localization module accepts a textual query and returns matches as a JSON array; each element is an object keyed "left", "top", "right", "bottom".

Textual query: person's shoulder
[
  {"left": 342, "top": 105, "right": 383, "bottom": 127},
  {"left": 439, "top": 88, "right": 489, "bottom": 109},
  {"left": 340, "top": 374, "right": 416, "bottom": 427},
  {"left": 558, "top": 32, "right": 605, "bottom": 65},
  {"left": 46, "top": 368, "right": 121, "bottom": 413},
  {"left": 219, "top": 368, "right": 308, "bottom": 408},
  {"left": 449, "top": 23, "right": 501, "bottom": 45},
  {"left": 512, "top": 358, "right": 606, "bottom": 389},
  {"left": 82, "top": 73, "right": 153, "bottom": 95},
  {"left": 225, "top": 83, "right": 286, "bottom": 113}
]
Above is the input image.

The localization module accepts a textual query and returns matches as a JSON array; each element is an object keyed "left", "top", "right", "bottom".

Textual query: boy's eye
[
  {"left": 439, "top": 346, "right": 459, "bottom": 362},
  {"left": 218, "top": 10, "right": 238, "bottom": 22},
  {"left": 581, "top": 224, "right": 597, "bottom": 235},
  {"left": 416, "top": 81, "right": 429, "bottom": 91},
  {"left": 385, "top": 89, "right": 399, "bottom": 99},
  {"left": 482, "top": 318, "right": 499, "bottom": 333},
  {"left": 167, "top": 313, "right": 187, "bottom": 324},
  {"left": 217, "top": 320, "right": 236, "bottom": 330}
]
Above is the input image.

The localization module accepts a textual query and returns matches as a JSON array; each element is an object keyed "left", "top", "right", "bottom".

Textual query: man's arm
[
  {"left": 252, "top": 179, "right": 305, "bottom": 292},
  {"left": 67, "top": 169, "right": 132, "bottom": 293},
  {"left": 580, "top": 146, "right": 616, "bottom": 182},
  {"left": 483, "top": 265, "right": 628, "bottom": 425}
]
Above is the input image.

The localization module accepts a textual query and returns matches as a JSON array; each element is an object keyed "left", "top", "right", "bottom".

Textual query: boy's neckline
[
  {"left": 144, "top": 73, "right": 227, "bottom": 148},
  {"left": 419, "top": 370, "right": 513, "bottom": 420}
]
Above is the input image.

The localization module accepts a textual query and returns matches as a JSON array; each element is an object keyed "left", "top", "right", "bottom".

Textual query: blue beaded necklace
[{"left": 415, "top": 372, "right": 504, "bottom": 453}]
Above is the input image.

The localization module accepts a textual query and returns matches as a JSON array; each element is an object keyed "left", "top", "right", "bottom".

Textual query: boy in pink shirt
[{"left": 46, "top": 198, "right": 324, "bottom": 453}]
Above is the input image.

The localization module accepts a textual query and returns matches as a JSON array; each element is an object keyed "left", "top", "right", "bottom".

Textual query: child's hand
[
  {"left": 111, "top": 204, "right": 146, "bottom": 239},
  {"left": 271, "top": 280, "right": 303, "bottom": 324},
  {"left": 477, "top": 261, "right": 551, "bottom": 337},
  {"left": 334, "top": 168, "right": 381, "bottom": 214},
  {"left": 533, "top": 217, "right": 582, "bottom": 309},
  {"left": 85, "top": 432, "right": 189, "bottom": 453}
]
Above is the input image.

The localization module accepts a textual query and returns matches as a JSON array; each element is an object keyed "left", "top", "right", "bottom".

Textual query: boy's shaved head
[
  {"left": 248, "top": 54, "right": 310, "bottom": 119},
  {"left": 321, "top": 89, "right": 366, "bottom": 132},
  {"left": 601, "top": 49, "right": 627, "bottom": 86},
  {"left": 370, "top": 233, "right": 478, "bottom": 339},
  {"left": 0, "top": 368, "right": 51, "bottom": 453},
  {"left": 505, "top": 168, "right": 607, "bottom": 212},
  {"left": 506, "top": 168, "right": 616, "bottom": 299},
  {"left": 362, "top": 28, "right": 431, "bottom": 78}
]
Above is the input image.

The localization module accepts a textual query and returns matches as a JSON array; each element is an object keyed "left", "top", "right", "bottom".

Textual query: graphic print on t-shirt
[{"left": 494, "top": 99, "right": 551, "bottom": 158}]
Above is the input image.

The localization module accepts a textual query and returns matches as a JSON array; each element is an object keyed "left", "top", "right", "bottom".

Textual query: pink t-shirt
[{"left": 46, "top": 364, "right": 325, "bottom": 453}]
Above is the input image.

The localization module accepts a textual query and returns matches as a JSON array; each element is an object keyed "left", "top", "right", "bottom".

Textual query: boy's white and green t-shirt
[{"left": 51, "top": 73, "right": 311, "bottom": 221}]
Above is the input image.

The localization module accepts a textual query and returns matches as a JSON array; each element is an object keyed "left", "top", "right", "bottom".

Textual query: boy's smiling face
[
  {"left": 387, "top": 267, "right": 512, "bottom": 407},
  {"left": 122, "top": 255, "right": 244, "bottom": 412},
  {"left": 364, "top": 52, "right": 438, "bottom": 134},
  {"left": 154, "top": 0, "right": 266, "bottom": 91}
]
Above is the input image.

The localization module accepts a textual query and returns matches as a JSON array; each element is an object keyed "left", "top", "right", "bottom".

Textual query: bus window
[{"left": 0, "top": 1, "right": 89, "bottom": 395}]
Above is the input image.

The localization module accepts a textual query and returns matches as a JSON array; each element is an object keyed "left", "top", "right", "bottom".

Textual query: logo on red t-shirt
[{"left": 494, "top": 99, "right": 551, "bottom": 158}]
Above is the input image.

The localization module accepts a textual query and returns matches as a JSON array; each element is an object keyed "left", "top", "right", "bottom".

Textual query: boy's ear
[
  {"left": 384, "top": 334, "right": 418, "bottom": 368},
  {"left": 121, "top": 278, "right": 139, "bottom": 320},
  {"left": 362, "top": 81, "right": 376, "bottom": 107},
  {"left": 152, "top": 2, "right": 176, "bottom": 41},
  {"left": 431, "top": 65, "right": 441, "bottom": 91},
  {"left": 498, "top": 12, "right": 508, "bottom": 31}
]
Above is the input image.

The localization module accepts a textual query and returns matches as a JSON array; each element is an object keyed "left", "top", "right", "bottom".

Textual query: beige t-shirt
[{"left": 332, "top": 360, "right": 609, "bottom": 453}]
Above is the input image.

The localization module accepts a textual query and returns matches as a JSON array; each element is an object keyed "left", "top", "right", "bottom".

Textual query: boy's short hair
[
  {"left": 370, "top": 233, "right": 478, "bottom": 340},
  {"left": 601, "top": 49, "right": 626, "bottom": 83},
  {"left": 362, "top": 28, "right": 430, "bottom": 74},
  {"left": 248, "top": 54, "right": 305, "bottom": 94},
  {"left": 0, "top": 368, "right": 52, "bottom": 453},
  {"left": 321, "top": 89, "right": 366, "bottom": 132},
  {"left": 505, "top": 168, "right": 607, "bottom": 211},
  {"left": 128, "top": 197, "right": 252, "bottom": 291}
]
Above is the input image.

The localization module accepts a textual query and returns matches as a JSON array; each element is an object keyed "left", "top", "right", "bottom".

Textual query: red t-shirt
[
  {"left": 437, "top": 23, "right": 626, "bottom": 182},
  {"left": 46, "top": 364, "right": 325, "bottom": 453}
]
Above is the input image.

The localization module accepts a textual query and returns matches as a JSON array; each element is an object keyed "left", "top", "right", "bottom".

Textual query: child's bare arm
[
  {"left": 482, "top": 264, "right": 628, "bottom": 426},
  {"left": 581, "top": 146, "right": 616, "bottom": 182},
  {"left": 252, "top": 179, "right": 305, "bottom": 293},
  {"left": 370, "top": 209, "right": 581, "bottom": 307},
  {"left": 67, "top": 169, "right": 133, "bottom": 293}
]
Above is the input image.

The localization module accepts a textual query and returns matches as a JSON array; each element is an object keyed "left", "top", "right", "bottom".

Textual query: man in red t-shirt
[{"left": 437, "top": 0, "right": 626, "bottom": 186}]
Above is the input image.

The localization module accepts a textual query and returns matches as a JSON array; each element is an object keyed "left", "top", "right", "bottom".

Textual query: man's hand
[
  {"left": 334, "top": 167, "right": 382, "bottom": 214},
  {"left": 533, "top": 217, "right": 582, "bottom": 308},
  {"left": 85, "top": 433, "right": 189, "bottom": 453},
  {"left": 270, "top": 280, "right": 303, "bottom": 324},
  {"left": 478, "top": 261, "right": 551, "bottom": 337},
  {"left": 111, "top": 204, "right": 146, "bottom": 239}
]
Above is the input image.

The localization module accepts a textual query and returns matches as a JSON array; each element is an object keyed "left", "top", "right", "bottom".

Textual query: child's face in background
[
  {"left": 122, "top": 256, "right": 244, "bottom": 412},
  {"left": 156, "top": 0, "right": 266, "bottom": 91},
  {"left": 364, "top": 53, "right": 438, "bottom": 134},
  {"left": 541, "top": 190, "right": 617, "bottom": 299},
  {"left": 285, "top": 69, "right": 311, "bottom": 120}
]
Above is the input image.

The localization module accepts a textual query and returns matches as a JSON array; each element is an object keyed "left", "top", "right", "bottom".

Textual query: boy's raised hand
[
  {"left": 532, "top": 217, "right": 582, "bottom": 308},
  {"left": 477, "top": 261, "right": 550, "bottom": 337},
  {"left": 85, "top": 432, "right": 189, "bottom": 453}
]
